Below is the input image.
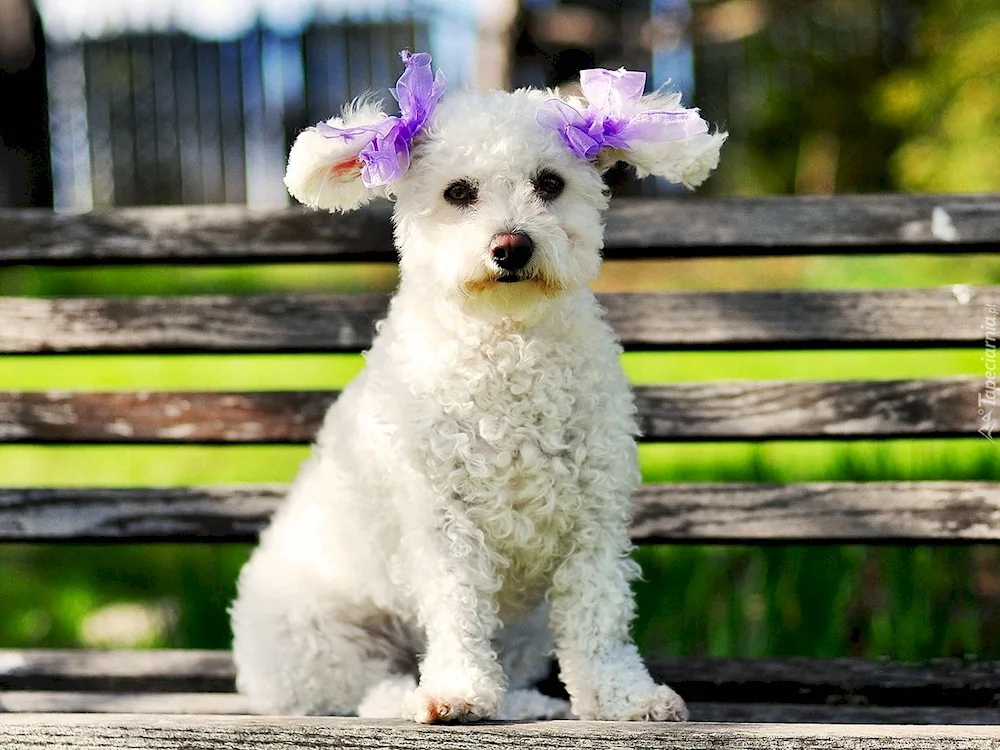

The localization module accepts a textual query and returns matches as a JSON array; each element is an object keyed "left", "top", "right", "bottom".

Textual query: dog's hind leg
[
  {"left": 231, "top": 550, "right": 421, "bottom": 716},
  {"left": 498, "top": 689, "right": 572, "bottom": 720},
  {"left": 357, "top": 674, "right": 418, "bottom": 718}
]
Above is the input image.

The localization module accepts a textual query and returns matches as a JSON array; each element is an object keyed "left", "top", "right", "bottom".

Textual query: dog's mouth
[{"left": 463, "top": 273, "right": 564, "bottom": 298}]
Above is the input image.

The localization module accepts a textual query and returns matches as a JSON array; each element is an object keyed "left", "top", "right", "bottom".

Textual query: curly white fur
[
  {"left": 566, "top": 89, "right": 727, "bottom": 188},
  {"left": 232, "top": 75, "right": 721, "bottom": 724},
  {"left": 284, "top": 98, "right": 391, "bottom": 212}
]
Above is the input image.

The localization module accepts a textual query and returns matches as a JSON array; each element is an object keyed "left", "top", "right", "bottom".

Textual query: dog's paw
[
  {"left": 618, "top": 684, "right": 689, "bottom": 722},
  {"left": 402, "top": 685, "right": 500, "bottom": 724}
]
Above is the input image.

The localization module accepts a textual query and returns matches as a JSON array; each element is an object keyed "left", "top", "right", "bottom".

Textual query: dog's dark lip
[{"left": 497, "top": 274, "right": 524, "bottom": 283}]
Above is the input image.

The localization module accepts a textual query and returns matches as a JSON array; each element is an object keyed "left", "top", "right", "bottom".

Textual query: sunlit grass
[
  {"left": 0, "top": 348, "right": 981, "bottom": 392},
  {"left": 0, "top": 439, "right": 994, "bottom": 489},
  {"left": 0, "top": 445, "right": 307, "bottom": 486},
  {"left": 0, "top": 354, "right": 366, "bottom": 391},
  {"left": 632, "top": 544, "right": 1000, "bottom": 661},
  {"left": 4, "top": 253, "right": 998, "bottom": 298}
]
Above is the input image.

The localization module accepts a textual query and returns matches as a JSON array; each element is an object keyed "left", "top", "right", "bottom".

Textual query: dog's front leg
[
  {"left": 400, "top": 506, "right": 506, "bottom": 723},
  {"left": 548, "top": 531, "right": 688, "bottom": 721}
]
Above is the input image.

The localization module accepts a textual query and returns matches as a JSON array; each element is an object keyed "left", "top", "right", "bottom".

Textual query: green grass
[
  {"left": 632, "top": 545, "right": 1000, "bottom": 660},
  {"left": 4, "top": 253, "right": 998, "bottom": 297},
  {"left": 0, "top": 348, "right": 982, "bottom": 391},
  {"left": 631, "top": 435, "right": 1000, "bottom": 660}
]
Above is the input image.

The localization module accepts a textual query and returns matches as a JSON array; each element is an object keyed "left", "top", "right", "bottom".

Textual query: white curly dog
[{"left": 230, "top": 52, "right": 724, "bottom": 723}]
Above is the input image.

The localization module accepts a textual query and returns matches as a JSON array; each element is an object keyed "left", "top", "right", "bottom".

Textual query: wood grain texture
[
  {"left": 0, "top": 486, "right": 283, "bottom": 541},
  {"left": 2, "top": 194, "right": 999, "bottom": 265},
  {"left": 7, "top": 651, "right": 1000, "bottom": 707},
  {"left": 1, "top": 694, "right": 998, "bottom": 725},
  {"left": 598, "top": 287, "right": 993, "bottom": 350},
  {"left": 1, "top": 714, "right": 998, "bottom": 749},
  {"left": 0, "top": 391, "right": 335, "bottom": 443},
  {"left": 2, "top": 482, "right": 998, "bottom": 543},
  {"left": 646, "top": 657, "right": 1000, "bottom": 707},
  {"left": 631, "top": 377, "right": 982, "bottom": 440},
  {"left": 0, "top": 649, "right": 234, "bottom": 692},
  {"left": 0, "top": 378, "right": 983, "bottom": 444},
  {"left": 1, "top": 288, "right": 992, "bottom": 353},
  {"left": 0, "top": 294, "right": 389, "bottom": 354},
  {"left": 0, "top": 204, "right": 400, "bottom": 265},
  {"left": 0, "top": 691, "right": 251, "bottom": 715},
  {"left": 687, "top": 704, "right": 1000, "bottom": 725},
  {"left": 629, "top": 481, "right": 1000, "bottom": 542}
]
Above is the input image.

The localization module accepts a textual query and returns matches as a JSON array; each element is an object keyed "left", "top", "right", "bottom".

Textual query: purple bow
[
  {"left": 537, "top": 68, "right": 708, "bottom": 161},
  {"left": 317, "top": 51, "right": 446, "bottom": 187}
]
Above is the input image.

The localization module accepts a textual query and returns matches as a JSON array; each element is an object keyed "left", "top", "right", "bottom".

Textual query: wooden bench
[{"left": 1, "top": 194, "right": 999, "bottom": 748}]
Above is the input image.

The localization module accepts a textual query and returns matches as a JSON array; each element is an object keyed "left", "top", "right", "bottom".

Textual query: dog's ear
[
  {"left": 284, "top": 98, "right": 390, "bottom": 213},
  {"left": 540, "top": 70, "right": 727, "bottom": 190},
  {"left": 595, "top": 90, "right": 727, "bottom": 189}
]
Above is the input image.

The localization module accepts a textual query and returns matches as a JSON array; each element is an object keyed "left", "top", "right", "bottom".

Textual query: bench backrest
[{"left": 0, "top": 194, "right": 997, "bottom": 546}]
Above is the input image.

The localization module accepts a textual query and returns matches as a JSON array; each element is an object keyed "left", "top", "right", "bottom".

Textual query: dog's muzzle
[{"left": 491, "top": 232, "right": 534, "bottom": 280}]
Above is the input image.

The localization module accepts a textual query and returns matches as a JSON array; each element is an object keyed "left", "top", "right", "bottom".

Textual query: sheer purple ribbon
[
  {"left": 537, "top": 68, "right": 708, "bottom": 161},
  {"left": 316, "top": 51, "right": 446, "bottom": 188}
]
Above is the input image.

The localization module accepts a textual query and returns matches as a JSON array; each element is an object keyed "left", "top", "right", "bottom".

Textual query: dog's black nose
[{"left": 490, "top": 232, "right": 534, "bottom": 272}]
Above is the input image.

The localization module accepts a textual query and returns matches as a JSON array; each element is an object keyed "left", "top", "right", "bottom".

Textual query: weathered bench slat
[
  {"left": 0, "top": 650, "right": 233, "bottom": 692},
  {"left": 1, "top": 481, "right": 997, "bottom": 543},
  {"left": 647, "top": 656, "right": 1000, "bottom": 707},
  {"left": 632, "top": 378, "right": 982, "bottom": 440},
  {"left": 1, "top": 693, "right": 998, "bottom": 725},
  {"left": 6, "top": 651, "right": 1000, "bottom": 707},
  {"left": 1, "top": 714, "right": 997, "bottom": 749},
  {"left": 0, "top": 691, "right": 251, "bottom": 715},
  {"left": 2, "top": 195, "right": 999, "bottom": 266},
  {"left": 630, "top": 481, "right": 1000, "bottom": 542},
  {"left": 688, "top": 704, "right": 1000, "bottom": 725},
  {"left": 1, "top": 287, "right": 992, "bottom": 353},
  {"left": 0, "top": 378, "right": 982, "bottom": 444}
]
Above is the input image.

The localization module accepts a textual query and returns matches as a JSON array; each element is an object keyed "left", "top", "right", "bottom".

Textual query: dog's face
[
  {"left": 284, "top": 60, "right": 725, "bottom": 318},
  {"left": 390, "top": 89, "right": 608, "bottom": 315}
]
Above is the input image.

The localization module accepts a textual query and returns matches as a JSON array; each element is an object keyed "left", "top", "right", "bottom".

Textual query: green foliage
[
  {"left": 702, "top": 0, "right": 1000, "bottom": 195},
  {"left": 705, "top": 0, "right": 901, "bottom": 195},
  {"left": 874, "top": 3, "right": 1000, "bottom": 191},
  {"left": 0, "top": 544, "right": 250, "bottom": 649},
  {"left": 632, "top": 437, "right": 1000, "bottom": 660}
]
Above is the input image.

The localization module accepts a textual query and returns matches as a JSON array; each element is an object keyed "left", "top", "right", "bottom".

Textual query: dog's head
[{"left": 285, "top": 53, "right": 725, "bottom": 319}]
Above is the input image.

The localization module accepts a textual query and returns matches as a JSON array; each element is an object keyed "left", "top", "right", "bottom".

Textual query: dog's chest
[{"left": 420, "top": 333, "right": 616, "bottom": 590}]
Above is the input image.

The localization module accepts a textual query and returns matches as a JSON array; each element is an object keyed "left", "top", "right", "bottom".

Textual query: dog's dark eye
[
  {"left": 443, "top": 180, "right": 478, "bottom": 207},
  {"left": 534, "top": 171, "right": 565, "bottom": 201}
]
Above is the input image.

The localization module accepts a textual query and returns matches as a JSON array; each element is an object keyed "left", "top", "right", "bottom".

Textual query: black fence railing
[{"left": 46, "top": 20, "right": 429, "bottom": 209}]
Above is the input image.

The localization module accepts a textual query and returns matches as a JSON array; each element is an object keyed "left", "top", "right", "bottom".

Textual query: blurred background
[{"left": 1, "top": 0, "right": 999, "bottom": 659}]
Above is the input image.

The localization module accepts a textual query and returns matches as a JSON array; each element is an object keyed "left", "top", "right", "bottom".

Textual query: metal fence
[
  {"left": 46, "top": 19, "right": 431, "bottom": 210},
  {"left": 37, "top": 0, "right": 926, "bottom": 209}
]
